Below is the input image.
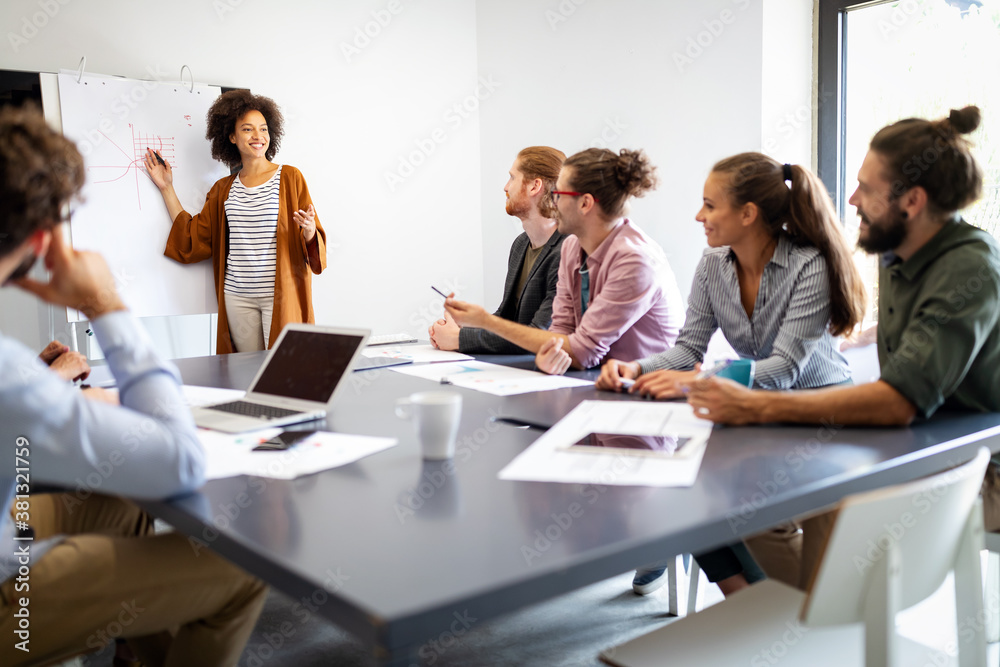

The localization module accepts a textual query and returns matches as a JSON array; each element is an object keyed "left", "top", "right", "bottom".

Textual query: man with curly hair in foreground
[{"left": 0, "top": 105, "right": 266, "bottom": 666}]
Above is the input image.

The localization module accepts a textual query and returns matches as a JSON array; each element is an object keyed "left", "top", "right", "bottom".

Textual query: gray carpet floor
[
  {"left": 235, "top": 571, "right": 701, "bottom": 667},
  {"left": 75, "top": 569, "right": 710, "bottom": 666},
  {"left": 69, "top": 567, "right": 1000, "bottom": 666}
]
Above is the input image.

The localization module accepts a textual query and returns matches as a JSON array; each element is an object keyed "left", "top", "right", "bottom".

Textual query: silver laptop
[{"left": 192, "top": 324, "right": 370, "bottom": 433}]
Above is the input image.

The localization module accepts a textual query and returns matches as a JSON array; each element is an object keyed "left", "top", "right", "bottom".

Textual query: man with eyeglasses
[
  {"left": 445, "top": 147, "right": 684, "bottom": 374},
  {"left": 429, "top": 146, "right": 566, "bottom": 354}
]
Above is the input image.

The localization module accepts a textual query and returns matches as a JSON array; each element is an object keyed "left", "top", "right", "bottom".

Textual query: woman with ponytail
[
  {"left": 597, "top": 152, "right": 866, "bottom": 597},
  {"left": 599, "top": 153, "right": 865, "bottom": 398}
]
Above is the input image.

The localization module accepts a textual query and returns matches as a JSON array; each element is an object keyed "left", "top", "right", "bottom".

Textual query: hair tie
[{"left": 782, "top": 164, "right": 793, "bottom": 182}]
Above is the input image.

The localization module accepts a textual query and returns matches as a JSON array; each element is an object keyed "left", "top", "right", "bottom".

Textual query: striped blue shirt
[
  {"left": 224, "top": 165, "right": 281, "bottom": 298},
  {"left": 637, "top": 234, "right": 850, "bottom": 389}
]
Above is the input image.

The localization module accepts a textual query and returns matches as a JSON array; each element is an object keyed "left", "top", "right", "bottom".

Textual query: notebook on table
[{"left": 191, "top": 324, "right": 370, "bottom": 433}]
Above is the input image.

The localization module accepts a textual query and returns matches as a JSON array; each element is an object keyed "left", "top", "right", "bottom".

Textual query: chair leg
[
  {"left": 686, "top": 558, "right": 701, "bottom": 616},
  {"left": 955, "top": 500, "right": 988, "bottom": 667},
  {"left": 863, "top": 542, "right": 902, "bottom": 667},
  {"left": 984, "top": 550, "right": 1000, "bottom": 643},
  {"left": 666, "top": 557, "right": 680, "bottom": 616}
]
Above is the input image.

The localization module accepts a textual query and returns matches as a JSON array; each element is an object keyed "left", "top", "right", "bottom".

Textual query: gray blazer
[{"left": 459, "top": 230, "right": 566, "bottom": 354}]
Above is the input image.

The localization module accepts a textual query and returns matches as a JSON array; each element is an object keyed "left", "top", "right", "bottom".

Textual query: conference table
[{"left": 129, "top": 349, "right": 1000, "bottom": 666}]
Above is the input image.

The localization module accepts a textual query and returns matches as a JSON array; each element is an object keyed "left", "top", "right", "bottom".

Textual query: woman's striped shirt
[{"left": 223, "top": 165, "right": 282, "bottom": 298}]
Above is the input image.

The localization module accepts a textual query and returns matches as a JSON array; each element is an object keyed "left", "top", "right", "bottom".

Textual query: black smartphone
[{"left": 252, "top": 430, "right": 316, "bottom": 452}]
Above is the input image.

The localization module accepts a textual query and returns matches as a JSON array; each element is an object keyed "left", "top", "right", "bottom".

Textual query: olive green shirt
[
  {"left": 878, "top": 219, "right": 1000, "bottom": 417},
  {"left": 514, "top": 243, "right": 545, "bottom": 305}
]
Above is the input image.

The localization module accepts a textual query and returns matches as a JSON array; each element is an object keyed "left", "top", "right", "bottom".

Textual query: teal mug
[{"left": 712, "top": 359, "right": 755, "bottom": 387}]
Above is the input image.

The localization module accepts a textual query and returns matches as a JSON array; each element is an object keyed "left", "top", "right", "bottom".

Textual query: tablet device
[{"left": 561, "top": 432, "right": 698, "bottom": 459}]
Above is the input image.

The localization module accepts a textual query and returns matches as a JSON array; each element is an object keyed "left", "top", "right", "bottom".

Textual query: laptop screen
[{"left": 250, "top": 330, "right": 364, "bottom": 402}]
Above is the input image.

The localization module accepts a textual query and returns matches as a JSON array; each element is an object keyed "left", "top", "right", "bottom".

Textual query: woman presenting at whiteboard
[{"left": 144, "top": 90, "right": 326, "bottom": 353}]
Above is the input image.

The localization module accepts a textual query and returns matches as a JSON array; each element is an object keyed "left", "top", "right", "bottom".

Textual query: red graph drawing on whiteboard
[{"left": 87, "top": 124, "right": 177, "bottom": 210}]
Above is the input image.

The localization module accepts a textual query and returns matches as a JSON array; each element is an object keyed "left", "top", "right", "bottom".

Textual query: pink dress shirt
[{"left": 549, "top": 219, "right": 684, "bottom": 368}]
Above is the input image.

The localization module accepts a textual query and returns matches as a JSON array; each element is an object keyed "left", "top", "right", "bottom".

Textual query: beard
[
  {"left": 856, "top": 201, "right": 908, "bottom": 254},
  {"left": 505, "top": 184, "right": 531, "bottom": 218},
  {"left": 4, "top": 252, "right": 38, "bottom": 285}
]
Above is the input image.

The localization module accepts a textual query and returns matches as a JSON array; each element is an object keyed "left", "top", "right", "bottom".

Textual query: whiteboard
[{"left": 57, "top": 72, "right": 229, "bottom": 320}]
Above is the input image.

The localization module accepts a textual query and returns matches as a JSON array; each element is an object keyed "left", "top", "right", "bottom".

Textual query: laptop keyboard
[{"left": 207, "top": 400, "right": 303, "bottom": 420}]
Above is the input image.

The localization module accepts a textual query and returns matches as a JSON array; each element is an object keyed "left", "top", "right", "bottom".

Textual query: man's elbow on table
[{"left": 874, "top": 381, "right": 919, "bottom": 427}]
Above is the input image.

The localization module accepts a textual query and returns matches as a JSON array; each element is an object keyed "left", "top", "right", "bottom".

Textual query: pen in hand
[
  {"left": 431, "top": 286, "right": 450, "bottom": 299},
  {"left": 149, "top": 148, "right": 166, "bottom": 166}
]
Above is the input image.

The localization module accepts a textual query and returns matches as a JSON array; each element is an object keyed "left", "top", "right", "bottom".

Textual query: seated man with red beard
[{"left": 430, "top": 146, "right": 567, "bottom": 354}]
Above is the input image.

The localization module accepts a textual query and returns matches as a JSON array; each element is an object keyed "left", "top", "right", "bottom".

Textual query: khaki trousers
[
  {"left": 224, "top": 292, "right": 274, "bottom": 352},
  {"left": 746, "top": 463, "right": 1000, "bottom": 592},
  {"left": 744, "top": 512, "right": 838, "bottom": 591},
  {"left": 0, "top": 494, "right": 267, "bottom": 667}
]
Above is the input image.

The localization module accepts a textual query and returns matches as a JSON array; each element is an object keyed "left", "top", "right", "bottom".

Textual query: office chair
[{"left": 602, "top": 447, "right": 991, "bottom": 667}]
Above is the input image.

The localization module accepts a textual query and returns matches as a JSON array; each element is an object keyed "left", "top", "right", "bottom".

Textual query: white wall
[
  {"left": 761, "top": 0, "right": 815, "bottom": 167},
  {"left": 0, "top": 0, "right": 816, "bottom": 356},
  {"left": 476, "top": 0, "right": 764, "bottom": 306},
  {"left": 0, "top": 0, "right": 484, "bottom": 352}
]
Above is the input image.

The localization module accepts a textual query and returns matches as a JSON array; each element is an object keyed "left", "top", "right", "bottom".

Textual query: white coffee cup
[{"left": 395, "top": 391, "right": 463, "bottom": 460}]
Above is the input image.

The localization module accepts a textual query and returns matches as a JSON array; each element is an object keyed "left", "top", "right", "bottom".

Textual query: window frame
[{"left": 817, "top": 0, "right": 895, "bottom": 219}]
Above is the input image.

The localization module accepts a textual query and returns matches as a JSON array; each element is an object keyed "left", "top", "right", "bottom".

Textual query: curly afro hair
[
  {"left": 206, "top": 89, "right": 284, "bottom": 169},
  {"left": 0, "top": 104, "right": 84, "bottom": 259}
]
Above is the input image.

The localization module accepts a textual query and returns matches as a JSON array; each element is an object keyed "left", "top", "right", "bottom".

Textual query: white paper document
[
  {"left": 361, "top": 344, "right": 472, "bottom": 363},
  {"left": 390, "top": 360, "right": 593, "bottom": 396},
  {"left": 498, "top": 400, "right": 712, "bottom": 487},
  {"left": 197, "top": 428, "right": 397, "bottom": 480}
]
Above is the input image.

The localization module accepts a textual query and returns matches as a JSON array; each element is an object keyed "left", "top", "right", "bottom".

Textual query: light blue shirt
[
  {"left": 637, "top": 235, "right": 851, "bottom": 389},
  {"left": 0, "top": 311, "right": 204, "bottom": 582}
]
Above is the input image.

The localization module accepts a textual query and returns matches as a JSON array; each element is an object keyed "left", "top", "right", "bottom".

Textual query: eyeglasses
[{"left": 551, "top": 190, "right": 588, "bottom": 202}]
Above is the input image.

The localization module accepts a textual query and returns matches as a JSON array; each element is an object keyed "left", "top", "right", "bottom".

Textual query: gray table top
[{"left": 141, "top": 351, "right": 1000, "bottom": 658}]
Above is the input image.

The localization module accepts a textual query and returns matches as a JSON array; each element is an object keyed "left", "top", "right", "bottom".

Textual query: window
[{"left": 818, "top": 0, "right": 1000, "bottom": 322}]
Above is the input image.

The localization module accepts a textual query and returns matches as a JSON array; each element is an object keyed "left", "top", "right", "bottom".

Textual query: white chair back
[{"left": 803, "top": 447, "right": 989, "bottom": 627}]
